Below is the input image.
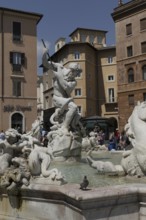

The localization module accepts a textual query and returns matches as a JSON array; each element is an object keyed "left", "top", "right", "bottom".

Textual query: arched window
[
  {"left": 142, "top": 65, "right": 146, "bottom": 80},
  {"left": 128, "top": 68, "right": 134, "bottom": 83}
]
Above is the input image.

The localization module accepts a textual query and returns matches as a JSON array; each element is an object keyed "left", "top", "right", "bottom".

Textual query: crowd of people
[
  {"left": 88, "top": 125, "right": 131, "bottom": 151},
  {"left": 108, "top": 129, "right": 131, "bottom": 151}
]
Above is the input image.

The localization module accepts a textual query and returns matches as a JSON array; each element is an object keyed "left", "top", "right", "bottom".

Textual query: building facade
[
  {"left": 0, "top": 7, "right": 42, "bottom": 132},
  {"left": 112, "top": 0, "right": 146, "bottom": 130},
  {"left": 42, "top": 28, "right": 118, "bottom": 128}
]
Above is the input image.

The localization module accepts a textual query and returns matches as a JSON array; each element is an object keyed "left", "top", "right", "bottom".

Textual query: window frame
[
  {"left": 142, "top": 65, "right": 146, "bottom": 80},
  {"left": 108, "top": 75, "right": 114, "bottom": 82},
  {"left": 140, "top": 18, "right": 146, "bottom": 31},
  {"left": 75, "top": 88, "right": 81, "bottom": 96},
  {"left": 74, "top": 51, "right": 80, "bottom": 60},
  {"left": 126, "top": 23, "right": 132, "bottom": 36},
  {"left": 97, "top": 35, "right": 103, "bottom": 44},
  {"left": 128, "top": 94, "right": 134, "bottom": 105},
  {"left": 81, "top": 34, "right": 86, "bottom": 42},
  {"left": 13, "top": 79, "right": 21, "bottom": 97},
  {"left": 10, "top": 52, "right": 25, "bottom": 72},
  {"left": 77, "top": 106, "right": 82, "bottom": 114},
  {"left": 13, "top": 21, "right": 21, "bottom": 42},
  {"left": 107, "top": 56, "right": 113, "bottom": 64},
  {"left": 127, "top": 46, "right": 133, "bottom": 57},
  {"left": 141, "top": 42, "right": 146, "bottom": 54},
  {"left": 143, "top": 93, "right": 146, "bottom": 101},
  {"left": 89, "top": 35, "right": 95, "bottom": 45},
  {"left": 108, "top": 88, "right": 115, "bottom": 103},
  {"left": 128, "top": 68, "right": 134, "bottom": 83}
]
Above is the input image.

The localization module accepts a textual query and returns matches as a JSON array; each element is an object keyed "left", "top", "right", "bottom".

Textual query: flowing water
[{"left": 50, "top": 151, "right": 146, "bottom": 187}]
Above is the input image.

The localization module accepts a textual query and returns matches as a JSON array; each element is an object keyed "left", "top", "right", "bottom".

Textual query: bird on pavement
[{"left": 80, "top": 176, "right": 89, "bottom": 190}]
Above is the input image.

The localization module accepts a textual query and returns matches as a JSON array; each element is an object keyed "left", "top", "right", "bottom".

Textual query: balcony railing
[{"left": 106, "top": 97, "right": 117, "bottom": 103}]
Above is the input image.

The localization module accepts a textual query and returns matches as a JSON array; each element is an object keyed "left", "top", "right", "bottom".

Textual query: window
[
  {"left": 74, "top": 51, "right": 80, "bottom": 60},
  {"left": 141, "top": 42, "right": 146, "bottom": 54},
  {"left": 143, "top": 93, "right": 146, "bottom": 101},
  {"left": 128, "top": 94, "right": 134, "bottom": 105},
  {"left": 13, "top": 22, "right": 21, "bottom": 41},
  {"left": 108, "top": 88, "right": 114, "bottom": 103},
  {"left": 81, "top": 35, "right": 86, "bottom": 42},
  {"left": 75, "top": 88, "right": 81, "bottom": 96},
  {"left": 89, "top": 35, "right": 94, "bottom": 45},
  {"left": 127, "top": 46, "right": 133, "bottom": 57},
  {"left": 108, "top": 75, "right": 114, "bottom": 81},
  {"left": 13, "top": 80, "right": 21, "bottom": 97},
  {"left": 128, "top": 68, "right": 134, "bottom": 83},
  {"left": 97, "top": 35, "right": 103, "bottom": 44},
  {"left": 140, "top": 18, "right": 146, "bottom": 31},
  {"left": 76, "top": 71, "right": 81, "bottom": 78},
  {"left": 10, "top": 52, "right": 25, "bottom": 72},
  {"left": 77, "top": 106, "right": 82, "bottom": 114},
  {"left": 126, "top": 23, "right": 132, "bottom": 35},
  {"left": 108, "top": 56, "right": 113, "bottom": 64},
  {"left": 142, "top": 65, "right": 146, "bottom": 80}
]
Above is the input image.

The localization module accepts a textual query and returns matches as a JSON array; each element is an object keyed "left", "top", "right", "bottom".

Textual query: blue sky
[{"left": 0, "top": 0, "right": 130, "bottom": 73}]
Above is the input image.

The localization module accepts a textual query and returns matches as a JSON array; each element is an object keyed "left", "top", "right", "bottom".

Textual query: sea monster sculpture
[{"left": 86, "top": 101, "right": 146, "bottom": 177}]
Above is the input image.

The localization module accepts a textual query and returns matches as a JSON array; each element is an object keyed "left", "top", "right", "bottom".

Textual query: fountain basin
[
  {"left": 0, "top": 182, "right": 146, "bottom": 219},
  {"left": 1, "top": 151, "right": 146, "bottom": 220}
]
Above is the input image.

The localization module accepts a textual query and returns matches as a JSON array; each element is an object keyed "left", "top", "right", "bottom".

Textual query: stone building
[
  {"left": 0, "top": 7, "right": 42, "bottom": 132},
  {"left": 42, "top": 28, "right": 118, "bottom": 128},
  {"left": 112, "top": 0, "right": 146, "bottom": 130}
]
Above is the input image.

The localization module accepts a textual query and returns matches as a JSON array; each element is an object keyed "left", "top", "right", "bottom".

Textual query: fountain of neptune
[{"left": 0, "top": 50, "right": 146, "bottom": 219}]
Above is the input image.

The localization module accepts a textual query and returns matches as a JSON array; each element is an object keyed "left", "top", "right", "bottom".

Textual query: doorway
[{"left": 11, "top": 112, "right": 23, "bottom": 133}]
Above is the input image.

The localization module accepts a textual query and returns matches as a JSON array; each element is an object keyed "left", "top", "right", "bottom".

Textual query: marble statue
[
  {"left": 42, "top": 50, "right": 85, "bottom": 160},
  {"left": 86, "top": 150, "right": 124, "bottom": 176},
  {"left": 86, "top": 101, "right": 146, "bottom": 177},
  {"left": 1, "top": 156, "right": 30, "bottom": 190},
  {"left": 0, "top": 123, "right": 66, "bottom": 191}
]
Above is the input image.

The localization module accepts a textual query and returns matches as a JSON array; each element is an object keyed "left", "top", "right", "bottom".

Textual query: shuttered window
[
  {"left": 140, "top": 18, "right": 146, "bottom": 31},
  {"left": 10, "top": 52, "right": 25, "bottom": 71}
]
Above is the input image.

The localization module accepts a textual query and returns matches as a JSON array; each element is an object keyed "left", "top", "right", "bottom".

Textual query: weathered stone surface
[{"left": 0, "top": 183, "right": 144, "bottom": 220}]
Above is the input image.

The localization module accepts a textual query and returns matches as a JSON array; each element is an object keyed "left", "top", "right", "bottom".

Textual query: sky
[{"left": 0, "top": 0, "right": 130, "bottom": 74}]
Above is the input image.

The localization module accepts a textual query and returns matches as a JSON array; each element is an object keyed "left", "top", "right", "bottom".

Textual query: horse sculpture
[{"left": 86, "top": 101, "right": 146, "bottom": 177}]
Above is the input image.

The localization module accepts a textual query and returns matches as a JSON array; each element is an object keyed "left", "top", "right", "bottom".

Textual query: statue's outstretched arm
[{"left": 42, "top": 51, "right": 57, "bottom": 72}]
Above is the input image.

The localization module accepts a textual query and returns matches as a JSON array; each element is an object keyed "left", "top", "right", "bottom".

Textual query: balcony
[
  {"left": 13, "top": 35, "right": 23, "bottom": 43},
  {"left": 106, "top": 96, "right": 117, "bottom": 104},
  {"left": 105, "top": 97, "right": 118, "bottom": 112}
]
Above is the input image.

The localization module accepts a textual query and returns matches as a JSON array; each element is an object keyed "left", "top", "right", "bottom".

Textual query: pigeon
[{"left": 80, "top": 176, "right": 89, "bottom": 190}]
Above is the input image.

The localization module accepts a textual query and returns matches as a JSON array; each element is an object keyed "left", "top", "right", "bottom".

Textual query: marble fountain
[{"left": 1, "top": 51, "right": 146, "bottom": 219}]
